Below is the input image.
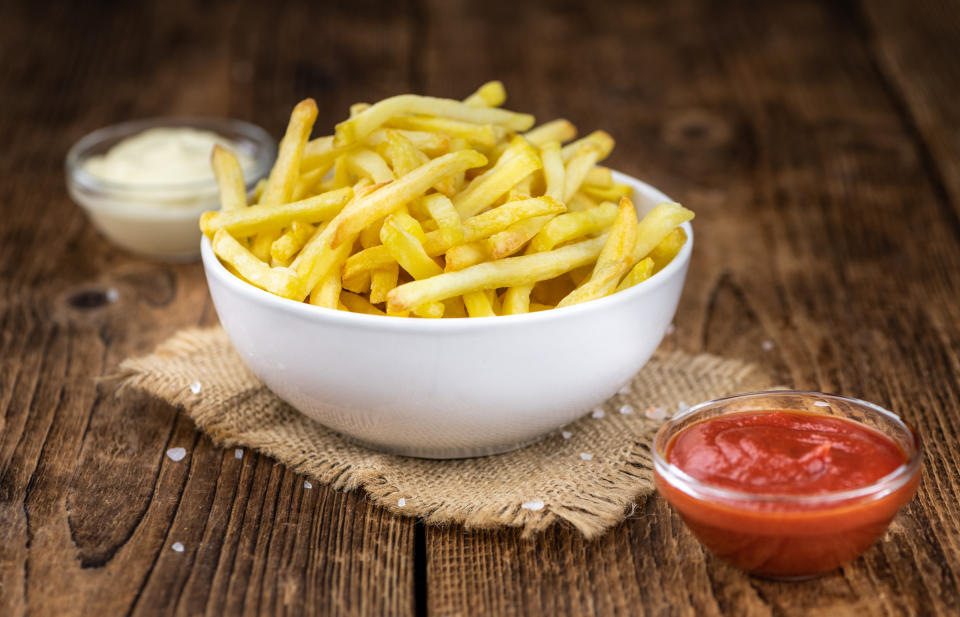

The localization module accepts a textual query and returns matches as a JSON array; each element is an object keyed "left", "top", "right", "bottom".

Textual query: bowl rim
[
  {"left": 652, "top": 390, "right": 923, "bottom": 506},
  {"left": 65, "top": 116, "right": 277, "bottom": 194},
  {"left": 201, "top": 172, "right": 694, "bottom": 331}
]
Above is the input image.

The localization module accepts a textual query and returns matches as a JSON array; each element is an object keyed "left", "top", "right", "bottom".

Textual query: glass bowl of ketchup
[{"left": 653, "top": 391, "right": 922, "bottom": 580}]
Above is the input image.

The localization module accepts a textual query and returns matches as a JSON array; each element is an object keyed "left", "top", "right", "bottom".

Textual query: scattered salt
[
  {"left": 591, "top": 407, "right": 605, "bottom": 419},
  {"left": 166, "top": 447, "right": 186, "bottom": 462},
  {"left": 677, "top": 401, "right": 689, "bottom": 413},
  {"left": 189, "top": 381, "right": 202, "bottom": 394},
  {"left": 561, "top": 431, "right": 573, "bottom": 440},
  {"left": 814, "top": 401, "right": 830, "bottom": 408},
  {"left": 521, "top": 499, "right": 545, "bottom": 511},
  {"left": 580, "top": 452, "right": 593, "bottom": 461},
  {"left": 618, "top": 385, "right": 631, "bottom": 395},
  {"left": 105, "top": 288, "right": 119, "bottom": 303},
  {"left": 303, "top": 480, "right": 313, "bottom": 489},
  {"left": 397, "top": 497, "right": 406, "bottom": 507},
  {"left": 234, "top": 448, "right": 244, "bottom": 459},
  {"left": 645, "top": 407, "right": 667, "bottom": 420},
  {"left": 619, "top": 404, "right": 634, "bottom": 415},
  {"left": 171, "top": 542, "right": 184, "bottom": 553},
  {"left": 762, "top": 340, "right": 774, "bottom": 351}
]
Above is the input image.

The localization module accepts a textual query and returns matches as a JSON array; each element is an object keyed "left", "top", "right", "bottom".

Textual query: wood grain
[{"left": 0, "top": 0, "right": 958, "bottom": 615}]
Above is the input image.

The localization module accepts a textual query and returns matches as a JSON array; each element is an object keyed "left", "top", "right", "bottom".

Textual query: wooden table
[{"left": 2, "top": 0, "right": 958, "bottom": 614}]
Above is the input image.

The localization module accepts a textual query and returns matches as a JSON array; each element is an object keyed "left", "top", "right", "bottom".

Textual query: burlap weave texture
[{"left": 115, "top": 328, "right": 770, "bottom": 538}]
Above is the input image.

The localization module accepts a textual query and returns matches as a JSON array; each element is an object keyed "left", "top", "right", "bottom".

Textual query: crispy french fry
[
  {"left": 334, "top": 95, "right": 534, "bottom": 146},
  {"left": 292, "top": 165, "right": 332, "bottom": 201},
  {"left": 212, "top": 229, "right": 303, "bottom": 298},
  {"left": 557, "top": 198, "right": 638, "bottom": 307},
  {"left": 341, "top": 269, "right": 371, "bottom": 294},
  {"left": 369, "top": 262, "right": 400, "bottom": 304},
  {"left": 412, "top": 301, "right": 445, "bottom": 318},
  {"left": 309, "top": 266, "right": 343, "bottom": 309},
  {"left": 211, "top": 145, "right": 247, "bottom": 211},
  {"left": 463, "top": 80, "right": 506, "bottom": 107},
  {"left": 648, "top": 228, "right": 688, "bottom": 273},
  {"left": 380, "top": 216, "right": 443, "bottom": 280},
  {"left": 344, "top": 148, "right": 396, "bottom": 183},
  {"left": 199, "top": 187, "right": 353, "bottom": 238},
  {"left": 444, "top": 242, "right": 488, "bottom": 271},
  {"left": 523, "top": 119, "right": 577, "bottom": 146},
  {"left": 561, "top": 130, "right": 614, "bottom": 163},
  {"left": 251, "top": 229, "right": 282, "bottom": 262},
  {"left": 422, "top": 194, "right": 463, "bottom": 247},
  {"left": 386, "top": 235, "right": 606, "bottom": 312},
  {"left": 379, "top": 129, "right": 428, "bottom": 176},
  {"left": 530, "top": 201, "right": 619, "bottom": 252},
  {"left": 385, "top": 116, "right": 502, "bottom": 149},
  {"left": 631, "top": 202, "right": 695, "bottom": 263},
  {"left": 252, "top": 178, "right": 267, "bottom": 203},
  {"left": 580, "top": 183, "right": 632, "bottom": 202},
  {"left": 452, "top": 138, "right": 542, "bottom": 218},
  {"left": 350, "top": 102, "right": 370, "bottom": 117},
  {"left": 564, "top": 143, "right": 604, "bottom": 201},
  {"left": 262, "top": 98, "right": 318, "bottom": 206},
  {"left": 340, "top": 291, "right": 386, "bottom": 315},
  {"left": 270, "top": 221, "right": 316, "bottom": 266},
  {"left": 329, "top": 150, "right": 487, "bottom": 247},
  {"left": 365, "top": 128, "right": 450, "bottom": 157},
  {"left": 584, "top": 166, "right": 613, "bottom": 187},
  {"left": 463, "top": 291, "right": 495, "bottom": 317},
  {"left": 616, "top": 257, "right": 654, "bottom": 292}
]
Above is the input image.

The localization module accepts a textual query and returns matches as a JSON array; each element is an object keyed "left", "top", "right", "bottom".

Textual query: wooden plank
[
  {"left": 0, "top": 1, "right": 418, "bottom": 616},
  {"left": 421, "top": 0, "right": 960, "bottom": 615}
]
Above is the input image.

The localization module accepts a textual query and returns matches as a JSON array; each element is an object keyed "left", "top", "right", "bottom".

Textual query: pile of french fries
[{"left": 202, "top": 82, "right": 693, "bottom": 317}]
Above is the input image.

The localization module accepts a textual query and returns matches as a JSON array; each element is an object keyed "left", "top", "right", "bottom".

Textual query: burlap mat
[{"left": 113, "top": 327, "right": 771, "bottom": 539}]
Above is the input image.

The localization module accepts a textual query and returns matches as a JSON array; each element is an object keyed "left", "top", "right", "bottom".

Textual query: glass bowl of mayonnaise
[{"left": 66, "top": 117, "right": 276, "bottom": 261}]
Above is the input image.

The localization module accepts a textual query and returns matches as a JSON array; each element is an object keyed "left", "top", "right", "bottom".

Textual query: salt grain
[
  {"left": 234, "top": 448, "right": 244, "bottom": 459},
  {"left": 105, "top": 288, "right": 119, "bottom": 303},
  {"left": 189, "top": 381, "right": 202, "bottom": 394},
  {"left": 618, "top": 385, "right": 631, "bottom": 395},
  {"left": 561, "top": 431, "right": 573, "bottom": 440},
  {"left": 171, "top": 542, "right": 184, "bottom": 553},
  {"left": 166, "top": 447, "right": 186, "bottom": 462},
  {"left": 521, "top": 499, "right": 544, "bottom": 511},
  {"left": 619, "top": 404, "right": 634, "bottom": 415},
  {"left": 303, "top": 480, "right": 313, "bottom": 489},
  {"left": 645, "top": 406, "right": 667, "bottom": 420},
  {"left": 397, "top": 497, "right": 406, "bottom": 507},
  {"left": 814, "top": 401, "right": 830, "bottom": 408},
  {"left": 591, "top": 407, "right": 605, "bottom": 419},
  {"left": 580, "top": 452, "right": 593, "bottom": 461},
  {"left": 762, "top": 340, "right": 774, "bottom": 351},
  {"left": 677, "top": 401, "right": 689, "bottom": 412}
]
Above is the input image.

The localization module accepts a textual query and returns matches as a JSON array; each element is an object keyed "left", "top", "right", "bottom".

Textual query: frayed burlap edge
[{"left": 110, "top": 328, "right": 772, "bottom": 539}]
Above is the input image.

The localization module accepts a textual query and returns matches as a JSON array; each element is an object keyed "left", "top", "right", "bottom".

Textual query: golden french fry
[
  {"left": 340, "top": 291, "right": 386, "bottom": 315},
  {"left": 529, "top": 302, "right": 554, "bottom": 312},
  {"left": 292, "top": 165, "right": 332, "bottom": 201},
  {"left": 567, "top": 191, "right": 599, "bottom": 212},
  {"left": 380, "top": 216, "right": 443, "bottom": 280},
  {"left": 444, "top": 242, "right": 488, "bottom": 271},
  {"left": 422, "top": 194, "right": 463, "bottom": 247},
  {"left": 616, "top": 257, "right": 654, "bottom": 292},
  {"left": 252, "top": 178, "right": 267, "bottom": 202},
  {"left": 212, "top": 229, "right": 303, "bottom": 298},
  {"left": 334, "top": 95, "right": 534, "bottom": 146},
  {"left": 563, "top": 143, "right": 604, "bottom": 201},
  {"left": 530, "top": 201, "right": 619, "bottom": 252},
  {"left": 523, "top": 119, "right": 577, "bottom": 146},
  {"left": 631, "top": 202, "right": 695, "bottom": 263},
  {"left": 329, "top": 150, "right": 487, "bottom": 247},
  {"left": 211, "top": 145, "right": 247, "bottom": 211},
  {"left": 365, "top": 128, "right": 450, "bottom": 157},
  {"left": 262, "top": 98, "right": 318, "bottom": 206},
  {"left": 584, "top": 166, "right": 613, "bottom": 187},
  {"left": 310, "top": 267, "right": 343, "bottom": 309},
  {"left": 561, "top": 130, "right": 614, "bottom": 163},
  {"left": 350, "top": 102, "right": 370, "bottom": 116},
  {"left": 385, "top": 116, "right": 502, "bottom": 149},
  {"left": 251, "top": 229, "right": 282, "bottom": 262},
  {"left": 581, "top": 183, "right": 632, "bottom": 202},
  {"left": 557, "top": 198, "right": 639, "bottom": 307},
  {"left": 199, "top": 187, "right": 353, "bottom": 238},
  {"left": 452, "top": 138, "right": 541, "bottom": 218},
  {"left": 341, "top": 269, "right": 371, "bottom": 294},
  {"left": 648, "top": 228, "right": 688, "bottom": 273},
  {"left": 463, "top": 80, "right": 506, "bottom": 107},
  {"left": 463, "top": 291, "right": 495, "bottom": 317},
  {"left": 379, "top": 129, "right": 428, "bottom": 176},
  {"left": 412, "top": 301, "right": 445, "bottom": 318},
  {"left": 344, "top": 148, "right": 396, "bottom": 183},
  {"left": 270, "top": 221, "right": 316, "bottom": 266},
  {"left": 387, "top": 235, "right": 606, "bottom": 312},
  {"left": 369, "top": 262, "right": 400, "bottom": 304}
]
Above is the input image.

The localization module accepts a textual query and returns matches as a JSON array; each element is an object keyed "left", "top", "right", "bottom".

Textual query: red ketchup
[{"left": 655, "top": 410, "right": 920, "bottom": 579}]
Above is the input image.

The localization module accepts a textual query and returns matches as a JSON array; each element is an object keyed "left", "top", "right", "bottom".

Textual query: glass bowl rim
[
  {"left": 652, "top": 390, "right": 923, "bottom": 506},
  {"left": 65, "top": 116, "right": 276, "bottom": 194}
]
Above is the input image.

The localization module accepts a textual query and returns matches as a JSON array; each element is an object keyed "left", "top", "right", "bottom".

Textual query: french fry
[
  {"left": 365, "top": 128, "right": 450, "bottom": 157},
  {"left": 616, "top": 257, "right": 654, "bottom": 292},
  {"left": 344, "top": 148, "right": 396, "bottom": 183},
  {"left": 261, "top": 98, "right": 318, "bottom": 206},
  {"left": 580, "top": 183, "right": 632, "bottom": 202},
  {"left": 422, "top": 194, "right": 463, "bottom": 247},
  {"left": 631, "top": 202, "right": 695, "bottom": 263},
  {"left": 530, "top": 201, "right": 619, "bottom": 252},
  {"left": 369, "top": 262, "right": 400, "bottom": 304},
  {"left": 444, "top": 242, "right": 489, "bottom": 271},
  {"left": 412, "top": 301, "right": 445, "bottom": 318},
  {"left": 211, "top": 145, "right": 247, "bottom": 211},
  {"left": 310, "top": 267, "right": 343, "bottom": 309},
  {"left": 385, "top": 116, "right": 501, "bottom": 149},
  {"left": 557, "top": 197, "right": 639, "bottom": 307},
  {"left": 387, "top": 235, "right": 606, "bottom": 312},
  {"left": 380, "top": 216, "right": 443, "bottom": 280},
  {"left": 341, "top": 269, "right": 371, "bottom": 294},
  {"left": 561, "top": 130, "right": 614, "bottom": 163},
  {"left": 584, "top": 166, "right": 613, "bottom": 187},
  {"left": 251, "top": 229, "right": 282, "bottom": 262},
  {"left": 270, "top": 221, "right": 316, "bottom": 266},
  {"left": 340, "top": 291, "right": 386, "bottom": 315},
  {"left": 648, "top": 228, "right": 688, "bottom": 273},
  {"left": 379, "top": 129, "right": 428, "bottom": 176},
  {"left": 523, "top": 119, "right": 577, "bottom": 147},
  {"left": 334, "top": 95, "right": 534, "bottom": 147},
  {"left": 452, "top": 138, "right": 542, "bottom": 218},
  {"left": 463, "top": 291, "right": 496, "bottom": 317},
  {"left": 328, "top": 150, "right": 487, "bottom": 247},
  {"left": 463, "top": 80, "right": 506, "bottom": 107},
  {"left": 292, "top": 165, "right": 332, "bottom": 201},
  {"left": 200, "top": 187, "right": 353, "bottom": 238},
  {"left": 564, "top": 143, "right": 604, "bottom": 200},
  {"left": 212, "top": 229, "right": 303, "bottom": 298}
]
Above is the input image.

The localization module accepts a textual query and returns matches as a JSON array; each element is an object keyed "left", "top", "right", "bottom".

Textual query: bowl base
[{"left": 335, "top": 431, "right": 547, "bottom": 459}]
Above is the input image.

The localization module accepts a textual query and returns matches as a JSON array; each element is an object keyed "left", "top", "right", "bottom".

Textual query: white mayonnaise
[{"left": 83, "top": 127, "right": 254, "bottom": 186}]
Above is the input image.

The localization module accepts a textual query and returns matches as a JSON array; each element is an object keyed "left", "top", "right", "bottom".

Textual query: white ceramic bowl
[{"left": 201, "top": 172, "right": 692, "bottom": 458}]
